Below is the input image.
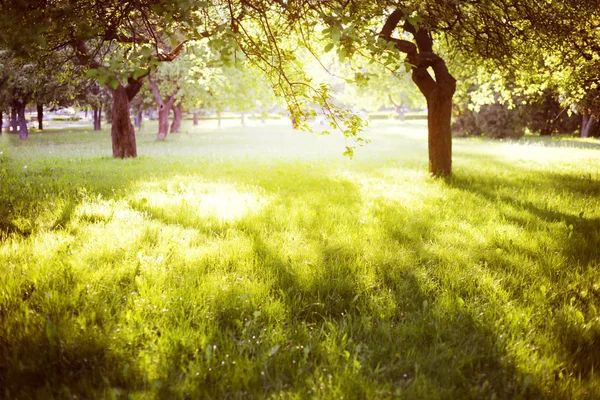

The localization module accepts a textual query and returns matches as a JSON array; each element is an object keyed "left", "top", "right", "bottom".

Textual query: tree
[
  {"left": 438, "top": 0, "right": 600, "bottom": 138},
  {"left": 77, "top": 81, "right": 111, "bottom": 131},
  {"left": 1, "top": 56, "right": 35, "bottom": 139},
  {"left": 0, "top": 1, "right": 199, "bottom": 156}
]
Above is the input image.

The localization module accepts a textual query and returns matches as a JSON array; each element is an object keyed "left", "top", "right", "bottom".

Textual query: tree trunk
[
  {"left": 15, "top": 101, "right": 28, "bottom": 139},
  {"left": 135, "top": 111, "right": 143, "bottom": 128},
  {"left": 110, "top": 86, "right": 137, "bottom": 158},
  {"left": 193, "top": 111, "right": 199, "bottom": 125},
  {"left": 381, "top": 10, "right": 456, "bottom": 176},
  {"left": 36, "top": 103, "right": 43, "bottom": 130},
  {"left": 157, "top": 105, "right": 170, "bottom": 140},
  {"left": 93, "top": 105, "right": 102, "bottom": 131},
  {"left": 240, "top": 112, "right": 246, "bottom": 126},
  {"left": 396, "top": 105, "right": 406, "bottom": 121},
  {"left": 217, "top": 111, "right": 222, "bottom": 128},
  {"left": 426, "top": 89, "right": 453, "bottom": 176},
  {"left": 0, "top": 110, "right": 3, "bottom": 134},
  {"left": 149, "top": 77, "right": 176, "bottom": 140},
  {"left": 170, "top": 103, "right": 183, "bottom": 133},
  {"left": 10, "top": 105, "right": 17, "bottom": 133},
  {"left": 581, "top": 113, "right": 596, "bottom": 138}
]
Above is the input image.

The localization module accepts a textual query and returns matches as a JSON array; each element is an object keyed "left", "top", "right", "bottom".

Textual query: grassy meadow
[{"left": 1, "top": 119, "right": 599, "bottom": 398}]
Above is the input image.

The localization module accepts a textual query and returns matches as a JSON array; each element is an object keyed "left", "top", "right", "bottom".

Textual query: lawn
[{"left": 1, "top": 120, "right": 599, "bottom": 398}]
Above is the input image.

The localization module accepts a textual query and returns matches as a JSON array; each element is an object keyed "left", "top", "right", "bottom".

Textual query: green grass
[{"left": 1, "top": 120, "right": 599, "bottom": 398}]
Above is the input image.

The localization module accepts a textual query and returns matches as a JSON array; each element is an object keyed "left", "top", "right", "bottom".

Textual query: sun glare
[{"left": 133, "top": 181, "right": 269, "bottom": 222}]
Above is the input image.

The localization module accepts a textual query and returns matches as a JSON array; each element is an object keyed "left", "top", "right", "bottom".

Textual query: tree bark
[
  {"left": 170, "top": 103, "right": 183, "bottom": 133},
  {"left": 426, "top": 89, "right": 454, "bottom": 176},
  {"left": 134, "top": 110, "right": 143, "bottom": 128},
  {"left": 93, "top": 105, "right": 102, "bottom": 131},
  {"left": 0, "top": 110, "right": 3, "bottom": 134},
  {"left": 156, "top": 105, "right": 170, "bottom": 139},
  {"left": 581, "top": 113, "right": 597, "bottom": 138},
  {"left": 110, "top": 85, "right": 137, "bottom": 157},
  {"left": 149, "top": 77, "right": 176, "bottom": 140},
  {"left": 10, "top": 105, "right": 17, "bottom": 133},
  {"left": 193, "top": 111, "right": 199, "bottom": 125},
  {"left": 36, "top": 103, "right": 43, "bottom": 130},
  {"left": 14, "top": 101, "right": 28, "bottom": 139},
  {"left": 381, "top": 10, "right": 456, "bottom": 176}
]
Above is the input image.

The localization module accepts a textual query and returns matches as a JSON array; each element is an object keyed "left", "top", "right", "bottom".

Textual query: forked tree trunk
[
  {"left": 37, "top": 103, "right": 43, "bottom": 130},
  {"left": 110, "top": 86, "right": 137, "bottom": 157},
  {"left": 149, "top": 77, "right": 176, "bottom": 140},
  {"left": 193, "top": 111, "right": 199, "bottom": 125},
  {"left": 170, "top": 103, "right": 183, "bottom": 133},
  {"left": 381, "top": 10, "right": 456, "bottom": 176}
]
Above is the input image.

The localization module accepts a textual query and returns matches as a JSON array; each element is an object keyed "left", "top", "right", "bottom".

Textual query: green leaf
[
  {"left": 107, "top": 77, "right": 120, "bottom": 90},
  {"left": 85, "top": 69, "right": 98, "bottom": 78},
  {"left": 324, "top": 43, "right": 334, "bottom": 53},
  {"left": 133, "top": 68, "right": 147, "bottom": 80},
  {"left": 331, "top": 26, "right": 341, "bottom": 43}
]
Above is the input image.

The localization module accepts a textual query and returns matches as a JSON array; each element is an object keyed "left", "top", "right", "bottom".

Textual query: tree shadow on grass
[
  {"left": 448, "top": 164, "right": 600, "bottom": 273},
  {"left": 0, "top": 220, "right": 28, "bottom": 241},
  {"left": 447, "top": 162, "right": 600, "bottom": 384},
  {"left": 170, "top": 174, "right": 550, "bottom": 399},
  {"left": 0, "top": 156, "right": 590, "bottom": 398}
]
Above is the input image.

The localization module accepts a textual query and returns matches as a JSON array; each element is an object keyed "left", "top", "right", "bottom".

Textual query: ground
[{"left": 1, "top": 119, "right": 599, "bottom": 398}]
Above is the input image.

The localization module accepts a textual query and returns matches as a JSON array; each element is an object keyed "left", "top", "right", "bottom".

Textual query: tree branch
[
  {"left": 157, "top": 40, "right": 188, "bottom": 62},
  {"left": 148, "top": 76, "right": 164, "bottom": 106},
  {"left": 125, "top": 77, "right": 145, "bottom": 101},
  {"left": 70, "top": 40, "right": 104, "bottom": 70}
]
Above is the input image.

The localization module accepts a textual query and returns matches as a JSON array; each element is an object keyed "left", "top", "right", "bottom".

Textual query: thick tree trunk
[
  {"left": 10, "top": 106, "right": 17, "bottom": 133},
  {"left": 15, "top": 101, "right": 28, "bottom": 139},
  {"left": 381, "top": 10, "right": 456, "bottom": 176},
  {"left": 36, "top": 103, "right": 43, "bottom": 130},
  {"left": 193, "top": 111, "right": 199, "bottom": 125},
  {"left": 110, "top": 86, "right": 137, "bottom": 158},
  {"left": 170, "top": 103, "right": 183, "bottom": 133},
  {"left": 426, "top": 89, "right": 454, "bottom": 176}
]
